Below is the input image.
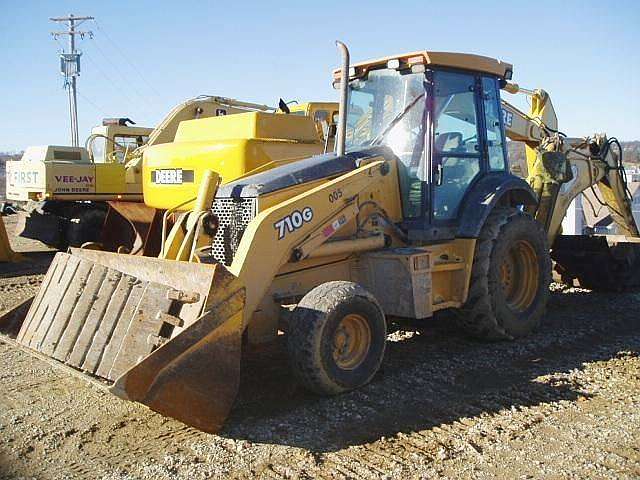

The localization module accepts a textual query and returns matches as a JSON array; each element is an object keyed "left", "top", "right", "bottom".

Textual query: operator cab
[
  {"left": 342, "top": 52, "right": 513, "bottom": 241},
  {"left": 86, "top": 121, "right": 151, "bottom": 163}
]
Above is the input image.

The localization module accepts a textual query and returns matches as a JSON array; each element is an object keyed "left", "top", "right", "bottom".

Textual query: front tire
[
  {"left": 287, "top": 281, "right": 387, "bottom": 395},
  {"left": 455, "top": 207, "right": 551, "bottom": 340}
]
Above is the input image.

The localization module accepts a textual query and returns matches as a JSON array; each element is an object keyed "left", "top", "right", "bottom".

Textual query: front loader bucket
[
  {"left": 101, "top": 201, "right": 164, "bottom": 256},
  {"left": 0, "top": 248, "right": 245, "bottom": 432}
]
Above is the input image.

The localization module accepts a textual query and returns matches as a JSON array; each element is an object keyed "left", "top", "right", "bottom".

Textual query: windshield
[
  {"left": 345, "top": 69, "right": 427, "bottom": 218},
  {"left": 345, "top": 69, "right": 426, "bottom": 158},
  {"left": 112, "top": 135, "right": 149, "bottom": 163},
  {"left": 88, "top": 134, "right": 150, "bottom": 163}
]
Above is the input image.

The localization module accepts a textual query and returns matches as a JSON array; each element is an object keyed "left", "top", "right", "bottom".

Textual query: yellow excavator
[
  {"left": 5, "top": 97, "right": 338, "bottom": 256},
  {"left": 1, "top": 43, "right": 638, "bottom": 433},
  {"left": 5, "top": 96, "right": 273, "bottom": 252}
]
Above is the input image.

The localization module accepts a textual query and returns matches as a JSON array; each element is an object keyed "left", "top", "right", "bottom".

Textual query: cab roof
[{"left": 333, "top": 51, "right": 513, "bottom": 80}]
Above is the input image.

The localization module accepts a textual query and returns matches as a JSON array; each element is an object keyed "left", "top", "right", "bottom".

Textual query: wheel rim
[
  {"left": 332, "top": 313, "right": 371, "bottom": 370},
  {"left": 499, "top": 239, "right": 539, "bottom": 313}
]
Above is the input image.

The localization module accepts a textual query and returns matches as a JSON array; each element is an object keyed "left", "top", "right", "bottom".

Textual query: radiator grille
[{"left": 210, "top": 197, "right": 257, "bottom": 266}]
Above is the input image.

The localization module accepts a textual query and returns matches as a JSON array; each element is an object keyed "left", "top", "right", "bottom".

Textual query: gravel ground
[{"left": 1, "top": 213, "right": 640, "bottom": 479}]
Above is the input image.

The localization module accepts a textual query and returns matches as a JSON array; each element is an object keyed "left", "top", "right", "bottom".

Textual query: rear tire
[
  {"left": 287, "top": 281, "right": 387, "bottom": 395},
  {"left": 455, "top": 207, "right": 551, "bottom": 340}
]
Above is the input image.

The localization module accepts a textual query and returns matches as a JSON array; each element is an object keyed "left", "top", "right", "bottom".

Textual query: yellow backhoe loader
[{"left": 1, "top": 43, "right": 638, "bottom": 433}]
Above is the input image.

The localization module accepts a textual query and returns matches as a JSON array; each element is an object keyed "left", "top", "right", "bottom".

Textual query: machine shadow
[
  {"left": 0, "top": 251, "right": 55, "bottom": 279},
  {"left": 222, "top": 289, "right": 640, "bottom": 453}
]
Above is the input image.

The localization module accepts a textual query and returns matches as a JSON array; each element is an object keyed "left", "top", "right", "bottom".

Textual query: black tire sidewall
[
  {"left": 318, "top": 295, "right": 386, "bottom": 391},
  {"left": 488, "top": 214, "right": 550, "bottom": 338},
  {"left": 65, "top": 206, "right": 107, "bottom": 247}
]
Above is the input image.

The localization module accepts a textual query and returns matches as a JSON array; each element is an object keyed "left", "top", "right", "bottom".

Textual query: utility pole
[{"left": 50, "top": 14, "right": 93, "bottom": 147}]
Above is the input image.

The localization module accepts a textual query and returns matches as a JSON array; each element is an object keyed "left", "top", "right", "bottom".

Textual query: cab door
[
  {"left": 400, "top": 69, "right": 509, "bottom": 242},
  {"left": 431, "top": 70, "right": 484, "bottom": 225}
]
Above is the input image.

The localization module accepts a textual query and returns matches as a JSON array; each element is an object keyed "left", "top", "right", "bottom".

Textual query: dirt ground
[{"left": 1, "top": 213, "right": 640, "bottom": 479}]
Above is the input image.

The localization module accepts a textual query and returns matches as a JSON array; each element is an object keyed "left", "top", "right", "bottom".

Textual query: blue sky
[{"left": 1, "top": 0, "right": 639, "bottom": 151}]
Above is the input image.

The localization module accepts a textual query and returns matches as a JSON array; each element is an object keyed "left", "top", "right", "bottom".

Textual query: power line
[
  {"left": 93, "top": 19, "right": 163, "bottom": 100},
  {"left": 52, "top": 21, "right": 152, "bottom": 126},
  {"left": 76, "top": 90, "right": 106, "bottom": 117},
  {"left": 87, "top": 35, "right": 156, "bottom": 113},
  {"left": 82, "top": 50, "right": 148, "bottom": 116}
]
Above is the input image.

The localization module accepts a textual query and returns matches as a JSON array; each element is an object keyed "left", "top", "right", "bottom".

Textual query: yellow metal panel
[
  {"left": 45, "top": 163, "right": 96, "bottom": 197},
  {"left": 429, "top": 239, "right": 476, "bottom": 310},
  {"left": 334, "top": 51, "right": 512, "bottom": 80},
  {"left": 143, "top": 139, "right": 326, "bottom": 211},
  {"left": 288, "top": 102, "right": 339, "bottom": 118},
  {"left": 143, "top": 139, "right": 245, "bottom": 209},
  {"left": 175, "top": 112, "right": 319, "bottom": 143},
  {"left": 95, "top": 163, "right": 126, "bottom": 194}
]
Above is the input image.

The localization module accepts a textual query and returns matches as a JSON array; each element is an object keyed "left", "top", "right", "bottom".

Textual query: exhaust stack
[{"left": 335, "top": 40, "right": 350, "bottom": 157}]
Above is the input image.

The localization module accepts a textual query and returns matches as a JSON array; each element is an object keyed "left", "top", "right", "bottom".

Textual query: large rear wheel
[
  {"left": 455, "top": 207, "right": 551, "bottom": 340},
  {"left": 287, "top": 281, "right": 387, "bottom": 395}
]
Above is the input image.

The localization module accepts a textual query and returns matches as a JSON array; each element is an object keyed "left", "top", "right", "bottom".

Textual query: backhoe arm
[
  {"left": 590, "top": 137, "right": 639, "bottom": 237},
  {"left": 501, "top": 84, "right": 639, "bottom": 241}
]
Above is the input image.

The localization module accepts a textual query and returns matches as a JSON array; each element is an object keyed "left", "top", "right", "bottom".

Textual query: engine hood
[{"left": 216, "top": 146, "right": 392, "bottom": 199}]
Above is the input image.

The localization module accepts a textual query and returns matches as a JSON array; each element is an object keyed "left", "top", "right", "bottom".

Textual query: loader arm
[{"left": 228, "top": 157, "right": 391, "bottom": 328}]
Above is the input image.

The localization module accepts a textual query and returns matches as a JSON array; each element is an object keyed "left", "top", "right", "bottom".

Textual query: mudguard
[{"left": 457, "top": 173, "right": 538, "bottom": 238}]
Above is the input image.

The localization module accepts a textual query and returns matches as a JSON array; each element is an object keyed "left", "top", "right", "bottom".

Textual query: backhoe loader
[{"left": 1, "top": 43, "right": 638, "bottom": 433}]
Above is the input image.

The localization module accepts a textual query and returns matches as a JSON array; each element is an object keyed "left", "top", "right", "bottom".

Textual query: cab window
[
  {"left": 482, "top": 76, "right": 507, "bottom": 170},
  {"left": 346, "top": 69, "right": 427, "bottom": 219},
  {"left": 112, "top": 135, "right": 149, "bottom": 162},
  {"left": 432, "top": 70, "right": 481, "bottom": 221}
]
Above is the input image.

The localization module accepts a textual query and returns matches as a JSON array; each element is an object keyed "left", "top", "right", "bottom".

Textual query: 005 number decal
[
  {"left": 274, "top": 207, "right": 314, "bottom": 240},
  {"left": 329, "top": 189, "right": 343, "bottom": 203}
]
